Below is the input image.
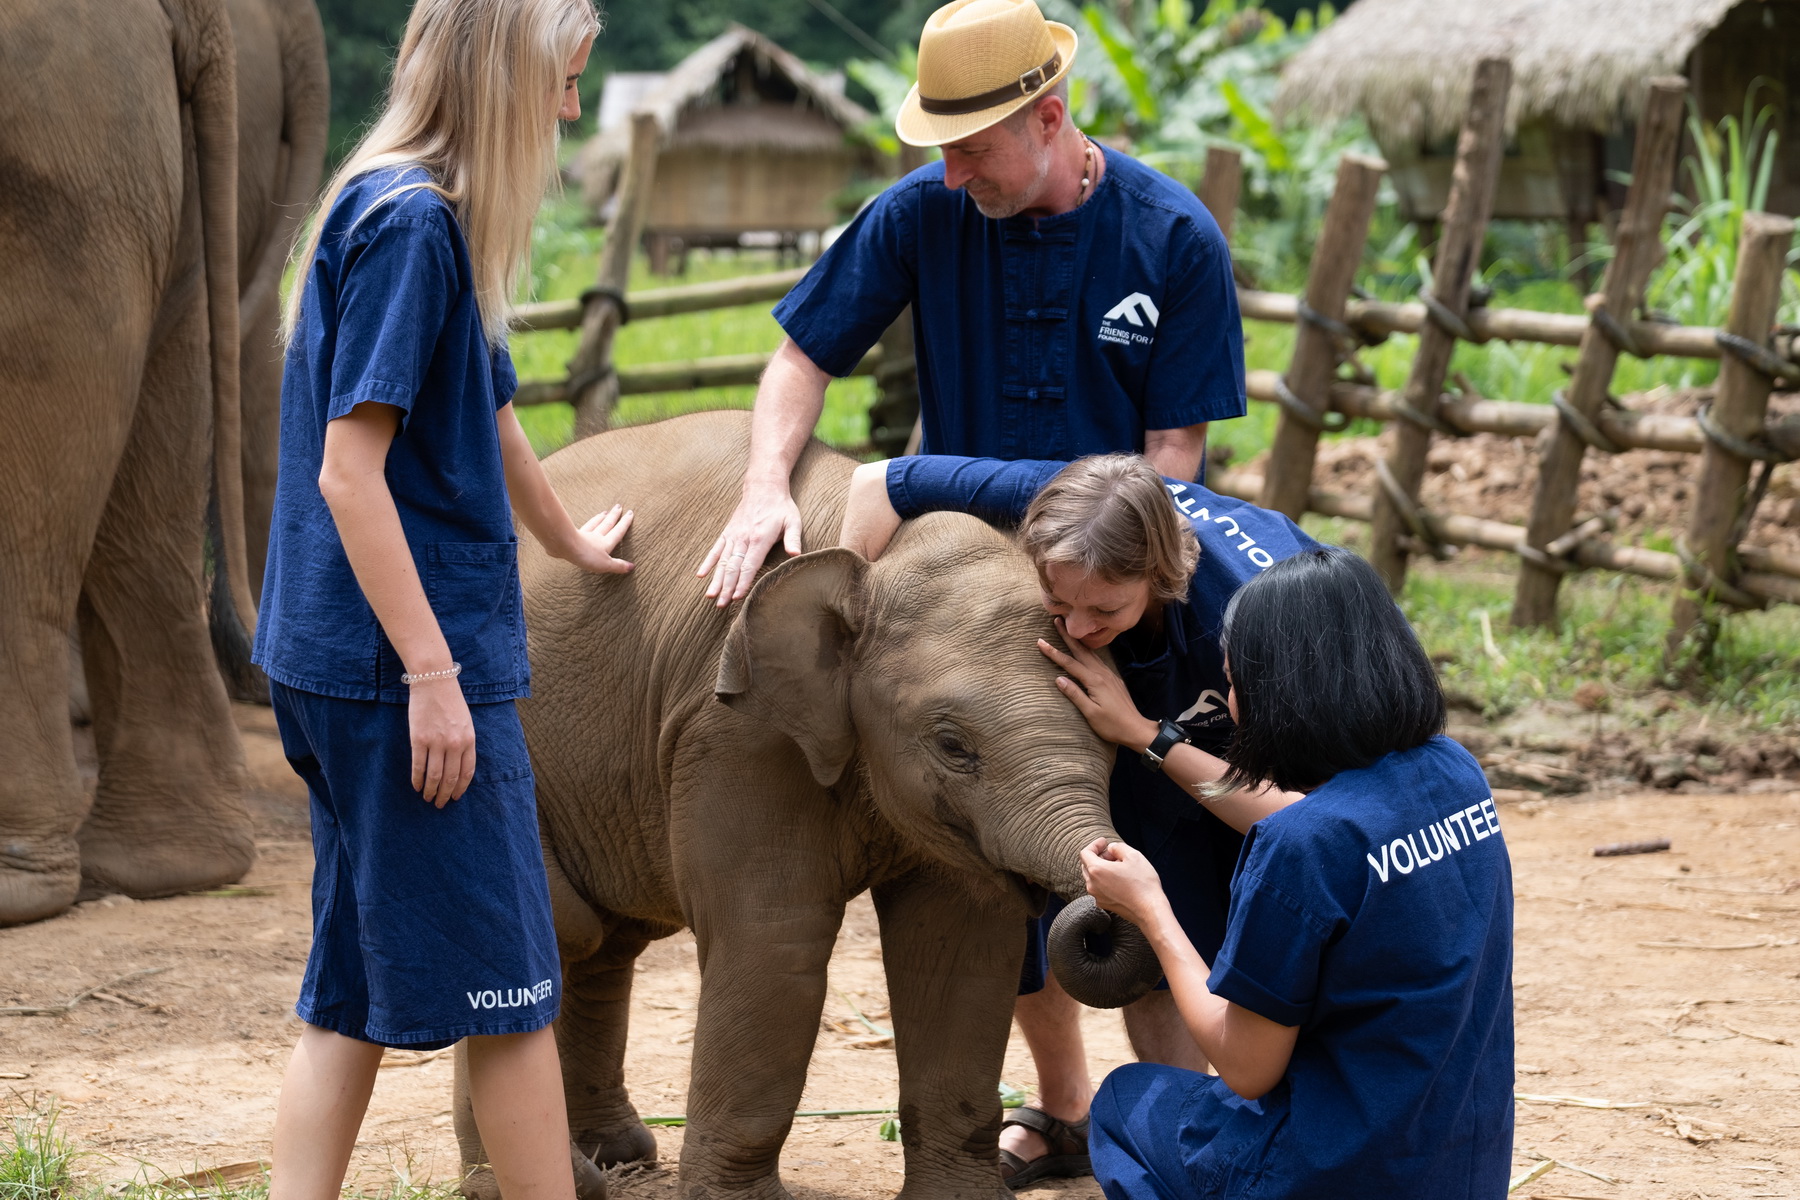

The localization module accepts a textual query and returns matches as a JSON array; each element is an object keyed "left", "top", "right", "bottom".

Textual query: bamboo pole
[
  {"left": 1211, "top": 469, "right": 1800, "bottom": 602},
  {"left": 1367, "top": 57, "right": 1512, "bottom": 593},
  {"left": 1512, "top": 78, "right": 1688, "bottom": 627},
  {"left": 1236, "top": 289, "right": 1727, "bottom": 359},
  {"left": 1258, "top": 153, "right": 1386, "bottom": 519},
  {"left": 512, "top": 347, "right": 884, "bottom": 407},
  {"left": 1198, "top": 146, "right": 1244, "bottom": 239},
  {"left": 509, "top": 267, "right": 810, "bottom": 333},
  {"left": 567, "top": 110, "right": 661, "bottom": 438},
  {"left": 1665, "top": 211, "right": 1797, "bottom": 662}
]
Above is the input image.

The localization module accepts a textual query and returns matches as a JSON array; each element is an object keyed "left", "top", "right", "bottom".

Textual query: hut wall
[
  {"left": 1690, "top": 0, "right": 1800, "bottom": 216},
  {"left": 1383, "top": 121, "right": 1590, "bottom": 222},
  {"left": 646, "top": 148, "right": 859, "bottom": 234}
]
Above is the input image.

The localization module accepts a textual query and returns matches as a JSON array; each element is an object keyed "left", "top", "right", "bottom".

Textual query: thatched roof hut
[
  {"left": 1277, "top": 0, "right": 1800, "bottom": 224},
  {"left": 576, "top": 26, "right": 884, "bottom": 254}
]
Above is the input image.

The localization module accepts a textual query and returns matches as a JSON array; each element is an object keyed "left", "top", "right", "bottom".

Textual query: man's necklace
[{"left": 1077, "top": 136, "right": 1094, "bottom": 206}]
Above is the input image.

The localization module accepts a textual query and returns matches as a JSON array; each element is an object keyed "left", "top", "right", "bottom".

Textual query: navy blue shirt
[
  {"left": 253, "top": 166, "right": 528, "bottom": 704},
  {"left": 775, "top": 150, "right": 1245, "bottom": 463},
  {"left": 1201, "top": 736, "right": 1515, "bottom": 1198},
  {"left": 887, "top": 456, "right": 1318, "bottom": 854}
]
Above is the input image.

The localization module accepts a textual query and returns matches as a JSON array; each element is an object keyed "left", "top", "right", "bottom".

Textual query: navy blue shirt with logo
[
  {"left": 887, "top": 456, "right": 1319, "bottom": 960},
  {"left": 1189, "top": 736, "right": 1516, "bottom": 1198},
  {"left": 253, "top": 165, "right": 528, "bottom": 703},
  {"left": 774, "top": 149, "right": 1246, "bottom": 463}
]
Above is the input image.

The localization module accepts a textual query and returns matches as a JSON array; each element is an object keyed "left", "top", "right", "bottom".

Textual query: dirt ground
[{"left": 3, "top": 704, "right": 1798, "bottom": 1200}]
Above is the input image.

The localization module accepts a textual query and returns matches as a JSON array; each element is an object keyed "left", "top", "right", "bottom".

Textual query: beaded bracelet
[{"left": 401, "top": 661, "right": 462, "bottom": 686}]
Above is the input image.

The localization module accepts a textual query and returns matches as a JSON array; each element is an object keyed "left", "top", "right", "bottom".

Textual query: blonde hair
[
  {"left": 284, "top": 0, "right": 600, "bottom": 344},
  {"left": 1019, "top": 455, "right": 1198, "bottom": 605}
]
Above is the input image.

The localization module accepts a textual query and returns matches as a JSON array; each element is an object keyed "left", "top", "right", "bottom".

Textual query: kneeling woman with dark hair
[{"left": 1080, "top": 546, "right": 1515, "bottom": 1200}]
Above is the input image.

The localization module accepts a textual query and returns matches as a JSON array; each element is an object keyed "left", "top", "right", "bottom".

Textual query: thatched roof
[
  {"left": 577, "top": 25, "right": 870, "bottom": 171},
  {"left": 1276, "top": 0, "right": 1742, "bottom": 145}
]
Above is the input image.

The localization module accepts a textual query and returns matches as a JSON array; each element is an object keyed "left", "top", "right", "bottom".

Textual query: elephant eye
[{"left": 934, "top": 727, "right": 981, "bottom": 772}]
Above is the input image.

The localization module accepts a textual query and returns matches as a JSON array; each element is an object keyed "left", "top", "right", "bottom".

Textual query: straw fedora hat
[{"left": 895, "top": 0, "right": 1079, "bottom": 148}]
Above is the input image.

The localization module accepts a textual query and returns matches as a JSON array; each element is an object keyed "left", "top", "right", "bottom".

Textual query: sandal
[{"left": 998, "top": 1105, "right": 1092, "bottom": 1190}]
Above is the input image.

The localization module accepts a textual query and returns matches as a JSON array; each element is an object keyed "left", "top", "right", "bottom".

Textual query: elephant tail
[
  {"left": 239, "top": 0, "right": 329, "bottom": 328},
  {"left": 175, "top": 0, "right": 258, "bottom": 641}
]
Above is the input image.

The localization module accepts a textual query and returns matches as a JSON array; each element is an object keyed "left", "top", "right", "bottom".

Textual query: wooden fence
[{"left": 509, "top": 73, "right": 1800, "bottom": 659}]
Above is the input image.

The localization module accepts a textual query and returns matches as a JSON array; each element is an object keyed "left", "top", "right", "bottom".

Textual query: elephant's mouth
[{"left": 1006, "top": 871, "right": 1050, "bottom": 917}]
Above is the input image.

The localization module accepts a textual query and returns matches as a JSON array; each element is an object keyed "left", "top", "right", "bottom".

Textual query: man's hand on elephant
[
  {"left": 1038, "top": 620, "right": 1160, "bottom": 750},
  {"left": 697, "top": 483, "right": 803, "bottom": 607},
  {"left": 409, "top": 677, "right": 475, "bottom": 808},
  {"left": 1080, "top": 837, "right": 1168, "bottom": 930},
  {"left": 563, "top": 503, "right": 635, "bottom": 574}
]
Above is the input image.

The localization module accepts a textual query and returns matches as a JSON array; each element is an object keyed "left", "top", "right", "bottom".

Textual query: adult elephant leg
[
  {"left": 673, "top": 738, "right": 849, "bottom": 1200},
  {"left": 77, "top": 129, "right": 254, "bottom": 899},
  {"left": 873, "top": 868, "right": 1023, "bottom": 1200}
]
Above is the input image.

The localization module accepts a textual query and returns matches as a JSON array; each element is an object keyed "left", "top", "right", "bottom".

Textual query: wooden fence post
[
  {"left": 1198, "top": 146, "right": 1243, "bottom": 239},
  {"left": 1257, "top": 152, "right": 1386, "bottom": 520},
  {"left": 1511, "top": 77, "right": 1687, "bottom": 627},
  {"left": 869, "top": 308, "right": 918, "bottom": 457},
  {"left": 568, "top": 110, "right": 661, "bottom": 439},
  {"left": 1664, "top": 210, "right": 1798, "bottom": 664},
  {"left": 1366, "top": 57, "right": 1512, "bottom": 593}
]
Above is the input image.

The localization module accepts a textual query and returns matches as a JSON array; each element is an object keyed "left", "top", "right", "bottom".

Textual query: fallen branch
[
  {"left": 1514, "top": 1093, "right": 1652, "bottom": 1110},
  {"left": 1638, "top": 938, "right": 1797, "bottom": 950},
  {"left": 1594, "top": 839, "right": 1670, "bottom": 857},
  {"left": 0, "top": 968, "right": 168, "bottom": 1018},
  {"left": 379, "top": 1047, "right": 453, "bottom": 1069},
  {"left": 1519, "top": 1148, "right": 1622, "bottom": 1185},
  {"left": 1717, "top": 1021, "right": 1793, "bottom": 1046},
  {"left": 643, "top": 1107, "right": 901, "bottom": 1128},
  {"left": 1507, "top": 1160, "right": 1555, "bottom": 1193}
]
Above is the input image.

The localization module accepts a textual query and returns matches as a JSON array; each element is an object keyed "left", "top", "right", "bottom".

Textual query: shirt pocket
[{"left": 426, "top": 541, "right": 526, "bottom": 691}]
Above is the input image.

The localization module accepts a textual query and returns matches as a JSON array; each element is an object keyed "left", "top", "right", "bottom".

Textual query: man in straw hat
[{"left": 698, "top": 0, "right": 1244, "bottom": 1182}]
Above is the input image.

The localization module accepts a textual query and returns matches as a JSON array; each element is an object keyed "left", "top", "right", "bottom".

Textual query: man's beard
[{"left": 966, "top": 139, "right": 1054, "bottom": 219}]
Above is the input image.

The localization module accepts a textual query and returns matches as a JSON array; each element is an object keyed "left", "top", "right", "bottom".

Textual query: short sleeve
[
  {"left": 1207, "top": 864, "right": 1333, "bottom": 1028},
  {"left": 1142, "top": 222, "right": 1246, "bottom": 430},
  {"left": 491, "top": 341, "right": 519, "bottom": 409},
  {"left": 327, "top": 214, "right": 459, "bottom": 427},
  {"left": 887, "top": 456, "right": 1064, "bottom": 525},
  {"left": 773, "top": 184, "right": 918, "bottom": 378}
]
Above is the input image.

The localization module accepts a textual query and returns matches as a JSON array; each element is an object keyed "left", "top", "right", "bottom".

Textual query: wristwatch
[{"left": 1139, "top": 718, "right": 1189, "bottom": 772}]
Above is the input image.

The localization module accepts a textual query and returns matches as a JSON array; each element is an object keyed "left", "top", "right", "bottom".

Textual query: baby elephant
[{"left": 457, "top": 410, "right": 1126, "bottom": 1200}]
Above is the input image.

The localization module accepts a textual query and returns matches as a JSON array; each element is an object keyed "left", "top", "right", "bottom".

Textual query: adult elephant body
[
  {"left": 0, "top": 0, "right": 261, "bottom": 924},
  {"left": 456, "top": 411, "right": 1121, "bottom": 1200}
]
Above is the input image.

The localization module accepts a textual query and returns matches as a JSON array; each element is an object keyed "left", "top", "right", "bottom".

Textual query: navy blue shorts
[
  {"left": 1020, "top": 805, "right": 1244, "bottom": 996},
  {"left": 271, "top": 682, "right": 560, "bottom": 1048}
]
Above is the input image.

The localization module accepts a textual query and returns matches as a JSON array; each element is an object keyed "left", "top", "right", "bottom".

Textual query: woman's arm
[
  {"left": 318, "top": 403, "right": 472, "bottom": 807},
  {"left": 1080, "top": 838, "right": 1299, "bottom": 1098},
  {"left": 497, "top": 403, "right": 634, "bottom": 573},
  {"left": 1037, "top": 625, "right": 1302, "bottom": 834},
  {"left": 839, "top": 460, "right": 902, "bottom": 559}
]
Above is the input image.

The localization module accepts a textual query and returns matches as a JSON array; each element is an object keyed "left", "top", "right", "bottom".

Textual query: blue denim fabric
[
  {"left": 253, "top": 165, "right": 527, "bottom": 703},
  {"left": 271, "top": 682, "right": 559, "bottom": 1049},
  {"left": 774, "top": 149, "right": 1245, "bottom": 467}
]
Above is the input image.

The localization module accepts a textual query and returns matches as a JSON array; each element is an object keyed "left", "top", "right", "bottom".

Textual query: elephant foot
[
  {"left": 78, "top": 818, "right": 254, "bottom": 901},
  {"left": 678, "top": 1172, "right": 794, "bottom": 1200},
  {"left": 577, "top": 1120, "right": 658, "bottom": 1168},
  {"left": 460, "top": 1145, "right": 608, "bottom": 1200},
  {"left": 894, "top": 1180, "right": 1011, "bottom": 1200},
  {"left": 0, "top": 835, "right": 82, "bottom": 926}
]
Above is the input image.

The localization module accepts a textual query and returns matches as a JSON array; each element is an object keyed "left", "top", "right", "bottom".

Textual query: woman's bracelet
[{"left": 402, "top": 661, "right": 462, "bottom": 686}]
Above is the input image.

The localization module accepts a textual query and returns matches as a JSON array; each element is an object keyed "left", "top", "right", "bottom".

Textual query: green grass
[{"left": 0, "top": 1103, "right": 76, "bottom": 1200}]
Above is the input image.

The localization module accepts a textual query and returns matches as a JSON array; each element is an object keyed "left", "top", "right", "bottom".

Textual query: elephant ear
[{"left": 715, "top": 548, "right": 868, "bottom": 787}]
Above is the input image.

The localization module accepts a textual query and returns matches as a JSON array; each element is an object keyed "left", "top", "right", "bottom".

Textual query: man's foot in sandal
[{"left": 998, "top": 1105, "right": 1092, "bottom": 1190}]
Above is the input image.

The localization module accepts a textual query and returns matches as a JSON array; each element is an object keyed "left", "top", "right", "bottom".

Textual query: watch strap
[{"left": 1139, "top": 718, "right": 1188, "bottom": 772}]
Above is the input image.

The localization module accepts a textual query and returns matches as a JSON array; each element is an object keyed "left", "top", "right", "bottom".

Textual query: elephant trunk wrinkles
[{"left": 980, "top": 782, "right": 1115, "bottom": 903}]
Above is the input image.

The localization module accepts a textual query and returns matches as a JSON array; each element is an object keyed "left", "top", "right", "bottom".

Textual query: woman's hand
[
  {"left": 561, "top": 504, "right": 635, "bottom": 574},
  {"left": 1038, "top": 619, "right": 1160, "bottom": 750},
  {"left": 1080, "top": 837, "right": 1170, "bottom": 930},
  {"left": 409, "top": 676, "right": 475, "bottom": 807}
]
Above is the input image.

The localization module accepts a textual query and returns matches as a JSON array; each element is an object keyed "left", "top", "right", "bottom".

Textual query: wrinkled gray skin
[
  {"left": 455, "top": 411, "right": 1121, "bottom": 1200},
  {"left": 0, "top": 0, "right": 323, "bottom": 925}
]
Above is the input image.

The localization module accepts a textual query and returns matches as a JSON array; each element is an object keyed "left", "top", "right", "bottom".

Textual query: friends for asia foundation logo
[
  {"left": 1366, "top": 797, "right": 1502, "bottom": 883},
  {"left": 467, "top": 978, "right": 554, "bottom": 1010},
  {"left": 1098, "top": 291, "right": 1158, "bottom": 347}
]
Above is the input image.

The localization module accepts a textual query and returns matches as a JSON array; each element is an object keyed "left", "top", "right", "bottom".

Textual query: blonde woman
[{"left": 253, "top": 4, "right": 630, "bottom": 1198}]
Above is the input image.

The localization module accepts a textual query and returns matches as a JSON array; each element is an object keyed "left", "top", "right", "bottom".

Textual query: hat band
[{"left": 918, "top": 51, "right": 1062, "bottom": 116}]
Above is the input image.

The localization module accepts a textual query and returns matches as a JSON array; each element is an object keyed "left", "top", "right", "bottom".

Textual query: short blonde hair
[
  {"left": 286, "top": 0, "right": 601, "bottom": 345},
  {"left": 1019, "top": 455, "right": 1198, "bottom": 605}
]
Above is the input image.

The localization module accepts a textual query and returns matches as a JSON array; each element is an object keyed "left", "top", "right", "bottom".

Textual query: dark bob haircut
[{"left": 1217, "top": 547, "right": 1445, "bottom": 795}]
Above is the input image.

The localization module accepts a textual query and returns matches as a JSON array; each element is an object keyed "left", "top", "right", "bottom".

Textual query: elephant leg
[
  {"left": 873, "top": 869, "right": 1023, "bottom": 1200},
  {"left": 559, "top": 923, "right": 660, "bottom": 1165},
  {"left": 76, "top": 131, "right": 254, "bottom": 898},
  {"left": 672, "top": 744, "right": 850, "bottom": 1200}
]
